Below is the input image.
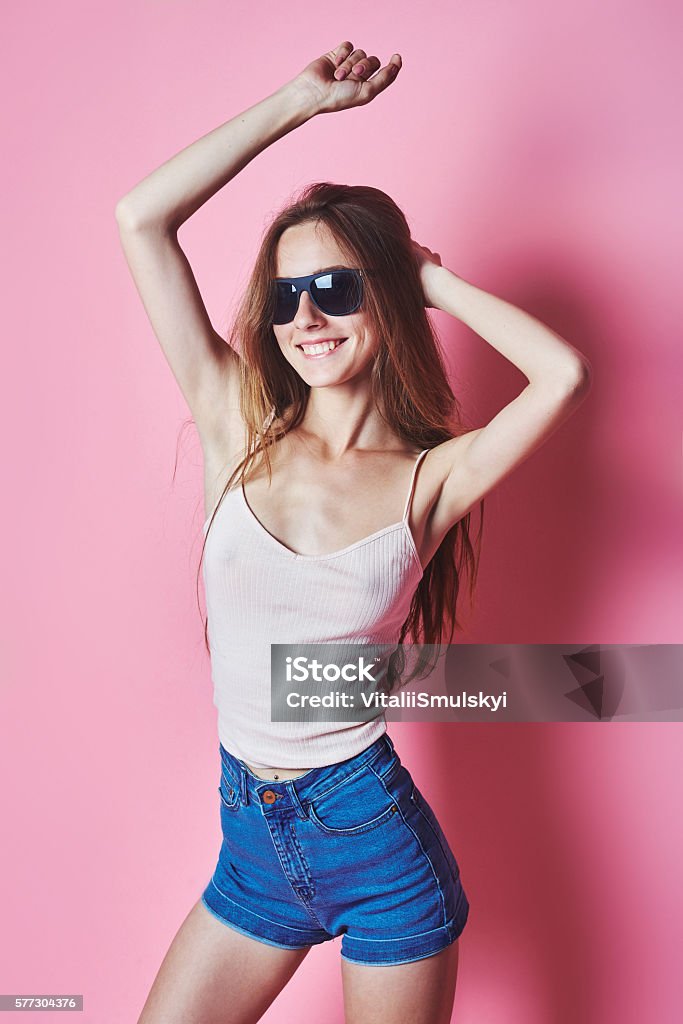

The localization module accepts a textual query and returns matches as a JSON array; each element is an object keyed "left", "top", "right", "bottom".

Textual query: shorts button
[{"left": 262, "top": 790, "right": 277, "bottom": 804}]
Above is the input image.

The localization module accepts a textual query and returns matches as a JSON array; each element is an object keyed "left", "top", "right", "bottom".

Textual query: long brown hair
[{"left": 196, "top": 182, "right": 484, "bottom": 668}]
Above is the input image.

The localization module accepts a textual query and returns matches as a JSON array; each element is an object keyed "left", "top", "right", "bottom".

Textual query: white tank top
[{"left": 202, "top": 448, "right": 430, "bottom": 768}]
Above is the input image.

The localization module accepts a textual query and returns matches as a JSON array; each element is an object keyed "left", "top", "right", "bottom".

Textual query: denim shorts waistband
[{"left": 218, "top": 732, "right": 395, "bottom": 807}]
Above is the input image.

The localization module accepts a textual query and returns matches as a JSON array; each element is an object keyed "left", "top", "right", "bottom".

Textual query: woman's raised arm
[
  {"left": 114, "top": 42, "right": 401, "bottom": 452},
  {"left": 410, "top": 242, "right": 593, "bottom": 534}
]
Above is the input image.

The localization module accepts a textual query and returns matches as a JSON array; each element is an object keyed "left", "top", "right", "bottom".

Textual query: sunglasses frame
[{"left": 271, "top": 268, "right": 376, "bottom": 325}]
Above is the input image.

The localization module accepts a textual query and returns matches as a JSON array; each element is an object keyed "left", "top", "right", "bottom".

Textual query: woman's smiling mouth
[{"left": 296, "top": 338, "right": 347, "bottom": 358}]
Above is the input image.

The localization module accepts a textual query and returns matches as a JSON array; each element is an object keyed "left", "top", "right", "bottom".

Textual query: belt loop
[
  {"left": 238, "top": 764, "right": 250, "bottom": 807},
  {"left": 285, "top": 779, "right": 308, "bottom": 821},
  {"left": 384, "top": 732, "right": 395, "bottom": 754}
]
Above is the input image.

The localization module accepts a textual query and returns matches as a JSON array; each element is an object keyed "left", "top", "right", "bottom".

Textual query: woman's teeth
[{"left": 298, "top": 338, "right": 346, "bottom": 358}]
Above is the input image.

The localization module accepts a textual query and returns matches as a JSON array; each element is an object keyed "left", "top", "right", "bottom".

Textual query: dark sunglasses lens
[
  {"left": 312, "top": 271, "right": 362, "bottom": 316},
  {"left": 273, "top": 281, "right": 298, "bottom": 325}
]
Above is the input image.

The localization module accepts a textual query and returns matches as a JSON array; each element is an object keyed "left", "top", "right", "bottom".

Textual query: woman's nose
[{"left": 294, "top": 289, "right": 324, "bottom": 324}]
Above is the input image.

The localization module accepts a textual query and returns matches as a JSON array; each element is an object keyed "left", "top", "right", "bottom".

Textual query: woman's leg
[
  {"left": 340, "top": 939, "right": 460, "bottom": 1024},
  {"left": 137, "top": 898, "right": 312, "bottom": 1024}
]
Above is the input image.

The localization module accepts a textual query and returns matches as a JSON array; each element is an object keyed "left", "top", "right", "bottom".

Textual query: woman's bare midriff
[{"left": 243, "top": 761, "right": 310, "bottom": 781}]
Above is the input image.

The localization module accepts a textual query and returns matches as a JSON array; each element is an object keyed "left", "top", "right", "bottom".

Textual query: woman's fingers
[
  {"left": 316, "top": 42, "right": 401, "bottom": 109},
  {"left": 334, "top": 48, "right": 369, "bottom": 80},
  {"left": 328, "top": 41, "right": 401, "bottom": 78},
  {"left": 331, "top": 41, "right": 354, "bottom": 65},
  {"left": 360, "top": 54, "right": 402, "bottom": 98},
  {"left": 346, "top": 54, "right": 382, "bottom": 81}
]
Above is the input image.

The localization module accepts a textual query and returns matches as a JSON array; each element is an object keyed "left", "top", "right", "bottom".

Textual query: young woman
[{"left": 116, "top": 41, "right": 591, "bottom": 1024}]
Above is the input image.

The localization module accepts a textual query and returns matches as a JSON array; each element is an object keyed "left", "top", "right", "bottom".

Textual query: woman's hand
[
  {"left": 411, "top": 240, "right": 446, "bottom": 309},
  {"left": 290, "top": 41, "right": 402, "bottom": 116}
]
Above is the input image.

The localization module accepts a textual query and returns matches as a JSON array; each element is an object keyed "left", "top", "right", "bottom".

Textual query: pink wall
[{"left": 2, "top": 1, "right": 681, "bottom": 1021}]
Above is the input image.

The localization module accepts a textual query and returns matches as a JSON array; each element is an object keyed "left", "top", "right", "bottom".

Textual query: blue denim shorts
[{"left": 201, "top": 733, "right": 470, "bottom": 966}]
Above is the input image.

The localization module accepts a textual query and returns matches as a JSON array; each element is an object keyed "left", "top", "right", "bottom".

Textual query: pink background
[{"left": 2, "top": 1, "right": 682, "bottom": 1021}]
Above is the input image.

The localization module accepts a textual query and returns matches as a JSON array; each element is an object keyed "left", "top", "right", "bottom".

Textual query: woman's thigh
[
  {"left": 136, "top": 899, "right": 312, "bottom": 1024},
  {"left": 341, "top": 939, "right": 460, "bottom": 1024}
]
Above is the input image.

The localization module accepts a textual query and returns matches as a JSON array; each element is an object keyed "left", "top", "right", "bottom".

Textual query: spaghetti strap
[{"left": 402, "top": 449, "right": 430, "bottom": 522}]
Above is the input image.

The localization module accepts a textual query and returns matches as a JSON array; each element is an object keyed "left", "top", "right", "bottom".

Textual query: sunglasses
[{"left": 271, "top": 268, "right": 373, "bottom": 325}]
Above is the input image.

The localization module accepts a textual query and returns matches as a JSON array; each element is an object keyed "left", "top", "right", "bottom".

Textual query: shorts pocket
[{"left": 306, "top": 766, "right": 399, "bottom": 836}]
